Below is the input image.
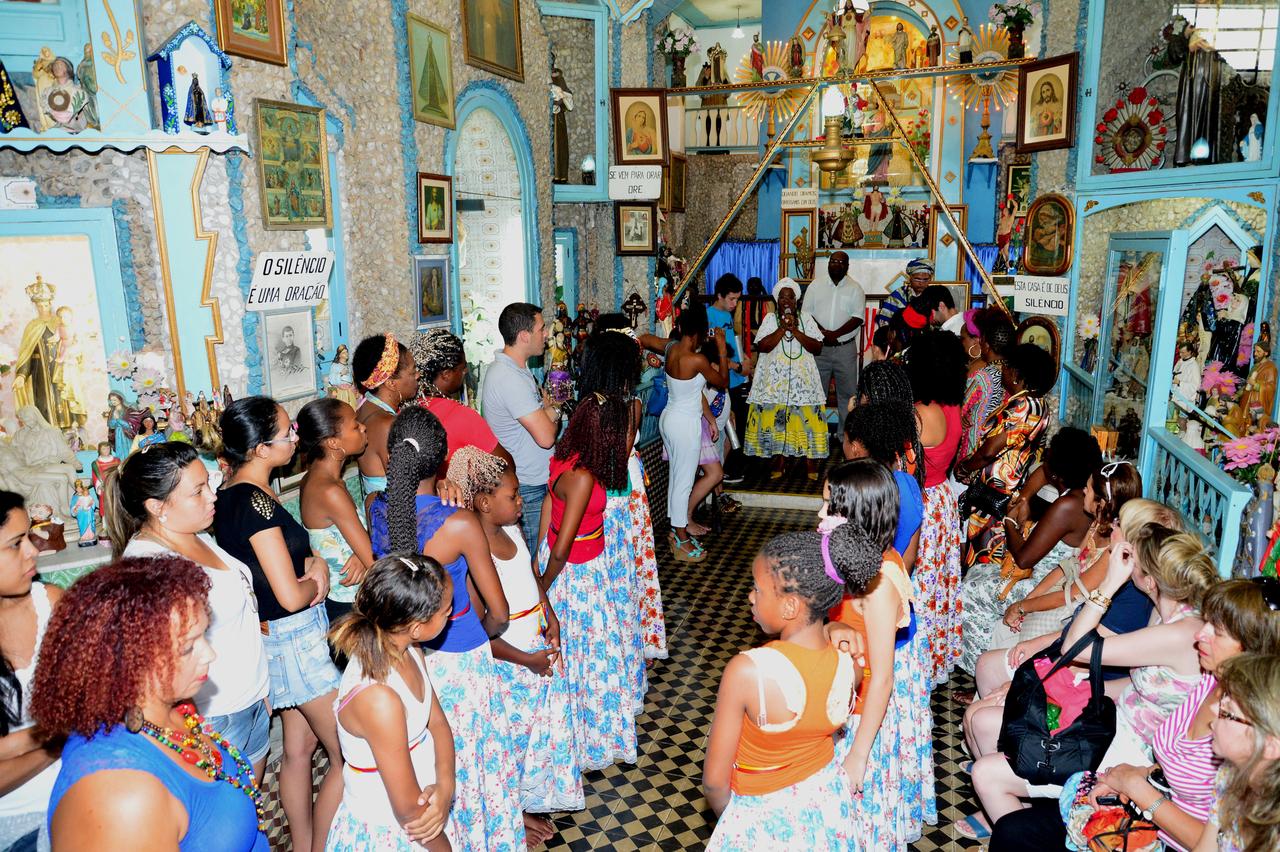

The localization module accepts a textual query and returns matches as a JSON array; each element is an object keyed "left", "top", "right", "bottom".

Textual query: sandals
[
  {"left": 669, "top": 532, "right": 706, "bottom": 563},
  {"left": 952, "top": 813, "right": 991, "bottom": 841},
  {"left": 718, "top": 494, "right": 742, "bottom": 514}
]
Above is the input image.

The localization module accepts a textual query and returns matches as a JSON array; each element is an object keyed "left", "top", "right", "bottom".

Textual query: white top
[
  {"left": 124, "top": 535, "right": 269, "bottom": 717},
  {"left": 941, "top": 312, "right": 966, "bottom": 336},
  {"left": 0, "top": 583, "right": 60, "bottom": 819},
  {"left": 336, "top": 649, "right": 436, "bottom": 830},
  {"left": 802, "top": 274, "right": 867, "bottom": 344},
  {"left": 493, "top": 525, "right": 543, "bottom": 652},
  {"left": 748, "top": 312, "right": 826, "bottom": 407},
  {"left": 663, "top": 370, "right": 707, "bottom": 419}
]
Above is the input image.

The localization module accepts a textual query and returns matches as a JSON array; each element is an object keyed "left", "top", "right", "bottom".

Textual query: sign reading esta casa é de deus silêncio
[{"left": 246, "top": 251, "right": 335, "bottom": 312}]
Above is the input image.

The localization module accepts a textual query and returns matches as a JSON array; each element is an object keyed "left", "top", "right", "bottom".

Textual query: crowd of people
[{"left": 0, "top": 285, "right": 1276, "bottom": 852}]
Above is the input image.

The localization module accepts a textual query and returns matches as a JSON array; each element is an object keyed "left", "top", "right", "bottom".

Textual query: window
[{"left": 1174, "top": 3, "right": 1276, "bottom": 80}]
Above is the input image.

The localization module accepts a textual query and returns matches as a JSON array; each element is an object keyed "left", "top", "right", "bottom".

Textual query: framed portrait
[
  {"left": 1005, "top": 163, "right": 1032, "bottom": 216},
  {"left": 414, "top": 256, "right": 450, "bottom": 327},
  {"left": 461, "top": 0, "right": 524, "bottom": 82},
  {"left": 1022, "top": 193, "right": 1075, "bottom": 275},
  {"left": 262, "top": 309, "right": 318, "bottom": 401},
  {"left": 253, "top": 99, "right": 332, "bottom": 230},
  {"left": 408, "top": 13, "right": 456, "bottom": 128},
  {"left": 215, "top": 0, "right": 286, "bottom": 65},
  {"left": 928, "top": 203, "right": 969, "bottom": 278},
  {"left": 611, "top": 88, "right": 669, "bottom": 167},
  {"left": 781, "top": 209, "right": 816, "bottom": 282},
  {"left": 417, "top": 172, "right": 453, "bottom": 243},
  {"left": 615, "top": 202, "right": 657, "bottom": 255},
  {"left": 1017, "top": 316, "right": 1062, "bottom": 370},
  {"left": 1016, "top": 52, "right": 1078, "bottom": 153}
]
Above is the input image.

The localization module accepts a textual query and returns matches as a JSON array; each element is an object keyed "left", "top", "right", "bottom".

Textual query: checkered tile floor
[{"left": 261, "top": 462, "right": 984, "bottom": 850}]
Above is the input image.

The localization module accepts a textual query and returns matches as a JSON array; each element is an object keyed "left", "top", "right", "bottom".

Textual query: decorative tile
[
  {"left": 944, "top": 170, "right": 957, "bottom": 183},
  {"left": 802, "top": 26, "right": 816, "bottom": 41},
  {"left": 941, "top": 233, "right": 955, "bottom": 247},
  {"left": 945, "top": 16, "right": 959, "bottom": 29}
]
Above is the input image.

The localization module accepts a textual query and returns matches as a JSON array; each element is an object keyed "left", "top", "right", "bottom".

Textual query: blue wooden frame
[
  {"left": 1074, "top": 0, "right": 1280, "bottom": 192},
  {"left": 147, "top": 21, "right": 239, "bottom": 136},
  {"left": 553, "top": 227, "right": 579, "bottom": 307},
  {"left": 539, "top": 0, "right": 611, "bottom": 203},
  {"left": 444, "top": 83, "right": 543, "bottom": 337},
  {"left": 0, "top": 0, "right": 88, "bottom": 71}
]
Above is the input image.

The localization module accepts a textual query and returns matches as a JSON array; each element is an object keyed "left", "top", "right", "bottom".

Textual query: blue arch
[{"left": 444, "top": 81, "right": 543, "bottom": 337}]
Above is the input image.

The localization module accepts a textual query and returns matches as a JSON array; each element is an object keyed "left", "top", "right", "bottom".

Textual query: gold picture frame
[
  {"left": 1022, "top": 193, "right": 1075, "bottom": 275},
  {"left": 253, "top": 99, "right": 333, "bottom": 231},
  {"left": 215, "top": 0, "right": 287, "bottom": 65},
  {"left": 928, "top": 203, "right": 969, "bottom": 279},
  {"left": 408, "top": 12, "right": 456, "bottom": 128},
  {"left": 417, "top": 172, "right": 453, "bottom": 244},
  {"left": 461, "top": 0, "right": 525, "bottom": 82},
  {"left": 611, "top": 88, "right": 669, "bottom": 167}
]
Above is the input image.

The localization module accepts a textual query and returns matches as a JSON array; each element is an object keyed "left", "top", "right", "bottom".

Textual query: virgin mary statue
[{"left": 13, "top": 275, "right": 70, "bottom": 430}]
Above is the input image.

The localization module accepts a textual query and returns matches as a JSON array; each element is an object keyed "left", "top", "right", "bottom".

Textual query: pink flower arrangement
[
  {"left": 1201, "top": 361, "right": 1240, "bottom": 397},
  {"left": 1220, "top": 427, "right": 1280, "bottom": 477}
]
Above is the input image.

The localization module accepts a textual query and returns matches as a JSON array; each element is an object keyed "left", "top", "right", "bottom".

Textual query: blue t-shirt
[
  {"left": 1098, "top": 580, "right": 1155, "bottom": 680},
  {"left": 370, "top": 493, "right": 488, "bottom": 653},
  {"left": 48, "top": 726, "right": 267, "bottom": 851},
  {"left": 706, "top": 305, "right": 745, "bottom": 389},
  {"left": 893, "top": 470, "right": 924, "bottom": 555}
]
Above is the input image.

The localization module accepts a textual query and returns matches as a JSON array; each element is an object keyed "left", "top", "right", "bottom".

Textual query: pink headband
[
  {"left": 821, "top": 532, "right": 842, "bottom": 584},
  {"left": 963, "top": 309, "right": 981, "bottom": 337}
]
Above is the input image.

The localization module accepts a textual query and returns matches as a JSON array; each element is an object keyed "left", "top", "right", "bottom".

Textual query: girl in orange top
[
  {"left": 702, "top": 523, "right": 881, "bottom": 850},
  {"left": 820, "top": 458, "right": 937, "bottom": 849}
]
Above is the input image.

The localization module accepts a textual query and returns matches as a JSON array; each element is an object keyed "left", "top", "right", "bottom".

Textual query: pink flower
[
  {"left": 1238, "top": 323, "right": 1256, "bottom": 365},
  {"left": 1213, "top": 290, "right": 1231, "bottom": 309},
  {"left": 1222, "top": 436, "right": 1262, "bottom": 470}
]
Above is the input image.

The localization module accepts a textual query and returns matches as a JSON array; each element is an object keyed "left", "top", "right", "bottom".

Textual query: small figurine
[
  {"left": 70, "top": 480, "right": 99, "bottom": 547},
  {"left": 326, "top": 344, "right": 359, "bottom": 408},
  {"left": 548, "top": 330, "right": 570, "bottom": 370},
  {"left": 130, "top": 413, "right": 164, "bottom": 454},
  {"left": 957, "top": 17, "right": 974, "bottom": 64},
  {"left": 792, "top": 226, "right": 815, "bottom": 280},
  {"left": 184, "top": 73, "right": 213, "bottom": 133},
  {"left": 655, "top": 282, "right": 675, "bottom": 337},
  {"left": 76, "top": 43, "right": 99, "bottom": 129},
  {"left": 165, "top": 409, "right": 192, "bottom": 443},
  {"left": 750, "top": 33, "right": 765, "bottom": 82},
  {"left": 36, "top": 53, "right": 93, "bottom": 133},
  {"left": 925, "top": 26, "right": 942, "bottom": 67},
  {"left": 1240, "top": 112, "right": 1263, "bottom": 162},
  {"left": 787, "top": 36, "right": 806, "bottom": 79},
  {"left": 27, "top": 504, "right": 66, "bottom": 555},
  {"left": 212, "top": 87, "right": 229, "bottom": 133},
  {"left": 90, "top": 440, "right": 119, "bottom": 523},
  {"left": 1240, "top": 338, "right": 1278, "bottom": 427},
  {"left": 551, "top": 53, "right": 574, "bottom": 184},
  {"left": 891, "top": 23, "right": 909, "bottom": 70}
]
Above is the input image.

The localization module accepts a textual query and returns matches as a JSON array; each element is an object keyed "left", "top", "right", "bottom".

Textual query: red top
[
  {"left": 546, "top": 455, "right": 607, "bottom": 562},
  {"left": 418, "top": 398, "right": 499, "bottom": 464},
  {"left": 921, "top": 404, "right": 962, "bottom": 488}
]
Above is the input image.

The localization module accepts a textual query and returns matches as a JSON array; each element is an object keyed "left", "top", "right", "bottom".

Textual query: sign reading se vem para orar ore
[{"left": 247, "top": 251, "right": 334, "bottom": 311}]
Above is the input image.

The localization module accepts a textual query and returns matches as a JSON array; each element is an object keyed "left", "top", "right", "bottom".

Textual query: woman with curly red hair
[{"left": 32, "top": 556, "right": 267, "bottom": 851}]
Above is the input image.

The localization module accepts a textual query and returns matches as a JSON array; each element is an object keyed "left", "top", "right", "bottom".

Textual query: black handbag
[
  {"left": 960, "top": 480, "right": 1012, "bottom": 518},
  {"left": 997, "top": 624, "right": 1117, "bottom": 785}
]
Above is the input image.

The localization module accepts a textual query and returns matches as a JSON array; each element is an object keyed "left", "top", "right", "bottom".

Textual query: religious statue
[
  {"left": 25, "top": 504, "right": 65, "bottom": 556},
  {"left": 551, "top": 52, "right": 574, "bottom": 184},
  {"left": 1173, "top": 338, "right": 1203, "bottom": 412},
  {"left": 70, "top": 479, "right": 98, "bottom": 547},
  {"left": 33, "top": 50, "right": 94, "bottom": 133},
  {"left": 14, "top": 276, "right": 78, "bottom": 432},
  {"left": 884, "top": 200, "right": 908, "bottom": 247},
  {"left": 76, "top": 44, "right": 99, "bottom": 129},
  {"left": 787, "top": 36, "right": 806, "bottom": 79},
  {"left": 957, "top": 17, "right": 974, "bottom": 64},
  {"left": 188, "top": 392, "right": 222, "bottom": 454},
  {"left": 840, "top": 5, "right": 870, "bottom": 74},
  {"left": 185, "top": 73, "right": 213, "bottom": 133},
  {"left": 1240, "top": 113, "right": 1263, "bottom": 162},
  {"left": 212, "top": 88, "right": 229, "bottom": 133},
  {"left": 655, "top": 281, "right": 675, "bottom": 337},
  {"left": 325, "top": 344, "right": 360, "bottom": 408},
  {"left": 891, "top": 23, "right": 910, "bottom": 70},
  {"left": 1155, "top": 16, "right": 1223, "bottom": 166},
  {"left": 622, "top": 292, "right": 647, "bottom": 329},
  {"left": 836, "top": 204, "right": 863, "bottom": 248},
  {"left": 548, "top": 329, "right": 570, "bottom": 371},
  {"left": 792, "top": 226, "right": 814, "bottom": 280},
  {"left": 89, "top": 441, "right": 118, "bottom": 524},
  {"left": 821, "top": 14, "right": 846, "bottom": 76},
  {"left": 749, "top": 34, "right": 764, "bottom": 82},
  {"left": 995, "top": 201, "right": 1016, "bottom": 273},
  {"left": 0, "top": 406, "right": 81, "bottom": 510},
  {"left": 1237, "top": 338, "right": 1277, "bottom": 428},
  {"left": 701, "top": 43, "right": 731, "bottom": 107},
  {"left": 925, "top": 26, "right": 942, "bottom": 67}
]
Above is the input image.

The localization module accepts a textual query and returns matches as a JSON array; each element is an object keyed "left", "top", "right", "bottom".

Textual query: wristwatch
[{"left": 1139, "top": 795, "right": 1168, "bottom": 822}]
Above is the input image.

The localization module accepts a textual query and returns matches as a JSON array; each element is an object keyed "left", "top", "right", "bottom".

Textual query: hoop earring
[{"left": 967, "top": 344, "right": 981, "bottom": 359}]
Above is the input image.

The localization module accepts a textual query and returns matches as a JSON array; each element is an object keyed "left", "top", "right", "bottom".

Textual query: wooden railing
[{"left": 685, "top": 104, "right": 760, "bottom": 150}]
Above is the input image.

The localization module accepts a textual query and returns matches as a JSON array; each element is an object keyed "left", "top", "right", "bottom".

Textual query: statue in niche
[
  {"left": 76, "top": 44, "right": 98, "bottom": 129},
  {"left": 550, "top": 52, "right": 574, "bottom": 184},
  {"left": 700, "top": 43, "right": 730, "bottom": 107},
  {"left": 33, "top": 50, "right": 94, "bottom": 133},
  {"left": 184, "top": 73, "right": 213, "bottom": 133},
  {"left": 787, "top": 36, "right": 806, "bottom": 78},
  {"left": 891, "top": 23, "right": 909, "bottom": 70},
  {"left": 1156, "top": 16, "right": 1224, "bottom": 166},
  {"left": 925, "top": 26, "right": 941, "bottom": 67},
  {"left": 956, "top": 17, "right": 974, "bottom": 64},
  {"left": 14, "top": 276, "right": 78, "bottom": 432},
  {"left": 792, "top": 226, "right": 814, "bottom": 279},
  {"left": 1239, "top": 112, "right": 1263, "bottom": 161},
  {"left": 0, "top": 406, "right": 80, "bottom": 510},
  {"left": 750, "top": 34, "right": 764, "bottom": 82}
]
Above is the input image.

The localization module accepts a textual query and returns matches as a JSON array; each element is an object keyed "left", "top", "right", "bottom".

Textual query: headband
[
  {"left": 963, "top": 308, "right": 981, "bottom": 337},
  {"left": 821, "top": 532, "right": 842, "bottom": 585},
  {"left": 363, "top": 334, "right": 400, "bottom": 389}
]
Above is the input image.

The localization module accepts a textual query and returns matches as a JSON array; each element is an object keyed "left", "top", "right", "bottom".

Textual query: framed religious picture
[
  {"left": 416, "top": 172, "right": 453, "bottom": 243},
  {"left": 782, "top": 209, "right": 816, "bottom": 282},
  {"left": 615, "top": 202, "right": 657, "bottom": 255},
  {"left": 1017, "top": 316, "right": 1061, "bottom": 370},
  {"left": 1016, "top": 52, "right": 1078, "bottom": 153},
  {"left": 407, "top": 13, "right": 456, "bottom": 128},
  {"left": 611, "top": 88, "right": 669, "bottom": 167},
  {"left": 262, "top": 309, "right": 318, "bottom": 401},
  {"left": 215, "top": 0, "right": 287, "bottom": 65},
  {"left": 254, "top": 99, "right": 332, "bottom": 230},
  {"left": 414, "top": 256, "right": 450, "bottom": 327},
  {"left": 461, "top": 0, "right": 524, "bottom": 82},
  {"left": 1022, "top": 193, "right": 1075, "bottom": 275},
  {"left": 927, "top": 203, "right": 969, "bottom": 278},
  {"left": 1005, "top": 163, "right": 1031, "bottom": 215}
]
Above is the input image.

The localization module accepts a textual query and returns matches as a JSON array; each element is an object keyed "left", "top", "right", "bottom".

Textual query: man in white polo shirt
[{"left": 804, "top": 250, "right": 866, "bottom": 422}]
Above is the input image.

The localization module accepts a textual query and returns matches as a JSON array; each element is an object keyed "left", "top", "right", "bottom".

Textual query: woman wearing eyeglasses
[
  {"left": 214, "top": 397, "right": 344, "bottom": 852},
  {"left": 1194, "top": 650, "right": 1280, "bottom": 852}
]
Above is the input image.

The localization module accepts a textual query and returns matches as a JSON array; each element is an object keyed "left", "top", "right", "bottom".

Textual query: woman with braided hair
[
  {"left": 446, "top": 446, "right": 583, "bottom": 832},
  {"left": 367, "top": 406, "right": 527, "bottom": 851},
  {"left": 857, "top": 360, "right": 925, "bottom": 488},
  {"left": 410, "top": 328, "right": 510, "bottom": 471},
  {"left": 352, "top": 334, "right": 420, "bottom": 504}
]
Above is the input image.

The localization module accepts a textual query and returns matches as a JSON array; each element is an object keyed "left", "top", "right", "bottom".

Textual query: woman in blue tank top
[{"left": 32, "top": 557, "right": 267, "bottom": 852}]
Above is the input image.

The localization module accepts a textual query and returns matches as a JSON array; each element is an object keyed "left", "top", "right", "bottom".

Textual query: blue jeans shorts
[
  {"left": 262, "top": 604, "right": 341, "bottom": 710},
  {"left": 207, "top": 697, "right": 271, "bottom": 765}
]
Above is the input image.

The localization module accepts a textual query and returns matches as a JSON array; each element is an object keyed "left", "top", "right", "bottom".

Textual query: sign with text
[
  {"left": 781, "top": 188, "right": 819, "bottom": 209},
  {"left": 1013, "top": 275, "right": 1070, "bottom": 316},
  {"left": 608, "top": 166, "right": 662, "bottom": 200},
  {"left": 247, "top": 251, "right": 334, "bottom": 311}
]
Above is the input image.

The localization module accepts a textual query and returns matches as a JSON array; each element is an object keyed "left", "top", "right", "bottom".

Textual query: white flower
[
  {"left": 132, "top": 367, "right": 166, "bottom": 392},
  {"left": 107, "top": 350, "right": 135, "bottom": 380},
  {"left": 1079, "top": 314, "right": 1101, "bottom": 340}
]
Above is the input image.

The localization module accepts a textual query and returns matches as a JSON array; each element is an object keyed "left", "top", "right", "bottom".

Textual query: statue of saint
[
  {"left": 750, "top": 34, "right": 765, "bottom": 82},
  {"left": 891, "top": 23, "right": 909, "bottom": 70},
  {"left": 551, "top": 53, "right": 574, "bottom": 183},
  {"left": 792, "top": 227, "right": 814, "bottom": 279},
  {"left": 184, "top": 73, "right": 213, "bottom": 132},
  {"left": 957, "top": 17, "right": 974, "bottom": 64},
  {"left": 787, "top": 36, "right": 806, "bottom": 78},
  {"left": 13, "top": 276, "right": 76, "bottom": 431},
  {"left": 925, "top": 26, "right": 942, "bottom": 67},
  {"left": 76, "top": 44, "right": 99, "bottom": 129},
  {"left": 37, "top": 54, "right": 92, "bottom": 133}
]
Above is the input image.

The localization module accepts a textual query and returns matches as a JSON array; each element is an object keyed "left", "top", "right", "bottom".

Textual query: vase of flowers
[
  {"left": 655, "top": 28, "right": 698, "bottom": 88},
  {"left": 989, "top": 1, "right": 1038, "bottom": 59}
]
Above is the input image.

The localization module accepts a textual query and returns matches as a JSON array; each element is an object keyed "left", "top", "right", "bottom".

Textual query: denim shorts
[
  {"left": 262, "top": 604, "right": 341, "bottom": 709},
  {"left": 207, "top": 698, "right": 271, "bottom": 765}
]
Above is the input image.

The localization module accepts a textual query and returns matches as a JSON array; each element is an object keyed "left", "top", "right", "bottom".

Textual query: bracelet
[{"left": 1086, "top": 589, "right": 1112, "bottom": 610}]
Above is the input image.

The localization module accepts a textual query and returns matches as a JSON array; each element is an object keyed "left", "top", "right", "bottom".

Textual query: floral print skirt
[
  {"left": 627, "top": 453, "right": 667, "bottom": 660},
  {"left": 707, "top": 753, "right": 858, "bottom": 851},
  {"left": 538, "top": 541, "right": 639, "bottom": 770},
  {"left": 325, "top": 800, "right": 420, "bottom": 851},
  {"left": 916, "top": 483, "right": 964, "bottom": 687},
  {"left": 421, "top": 643, "right": 525, "bottom": 852},
  {"left": 603, "top": 490, "right": 649, "bottom": 712},
  {"left": 744, "top": 404, "right": 829, "bottom": 459}
]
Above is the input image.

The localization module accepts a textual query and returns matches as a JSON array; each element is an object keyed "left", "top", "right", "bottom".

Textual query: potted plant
[
  {"left": 655, "top": 28, "right": 699, "bottom": 88},
  {"left": 989, "top": 1, "right": 1039, "bottom": 59}
]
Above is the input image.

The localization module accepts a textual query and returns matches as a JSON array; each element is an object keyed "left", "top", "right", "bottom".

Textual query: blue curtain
[
  {"left": 964, "top": 244, "right": 1022, "bottom": 304},
  {"left": 704, "top": 239, "right": 779, "bottom": 294}
]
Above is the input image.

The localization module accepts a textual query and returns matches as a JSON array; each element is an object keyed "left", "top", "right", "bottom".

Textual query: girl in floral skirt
[
  {"left": 445, "top": 446, "right": 584, "bottom": 827},
  {"left": 702, "top": 523, "right": 881, "bottom": 850},
  {"left": 326, "top": 554, "right": 455, "bottom": 851},
  {"left": 369, "top": 406, "right": 526, "bottom": 851},
  {"left": 822, "top": 459, "right": 937, "bottom": 848},
  {"left": 538, "top": 392, "right": 639, "bottom": 770}
]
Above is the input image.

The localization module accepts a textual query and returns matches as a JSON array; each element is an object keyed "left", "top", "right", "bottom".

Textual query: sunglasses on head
[{"left": 1252, "top": 575, "right": 1280, "bottom": 612}]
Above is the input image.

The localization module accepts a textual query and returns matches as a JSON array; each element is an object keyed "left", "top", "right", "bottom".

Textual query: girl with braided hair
[
  {"left": 702, "top": 523, "right": 881, "bottom": 849},
  {"left": 368, "top": 406, "right": 527, "bottom": 851},
  {"left": 352, "top": 334, "right": 420, "bottom": 504},
  {"left": 410, "top": 328, "right": 510, "bottom": 472},
  {"left": 446, "top": 447, "right": 582, "bottom": 832},
  {"left": 857, "top": 360, "right": 925, "bottom": 488}
]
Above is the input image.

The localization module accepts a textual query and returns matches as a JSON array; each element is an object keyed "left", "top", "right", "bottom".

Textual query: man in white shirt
[
  {"left": 921, "top": 285, "right": 964, "bottom": 335},
  {"left": 803, "top": 251, "right": 865, "bottom": 422}
]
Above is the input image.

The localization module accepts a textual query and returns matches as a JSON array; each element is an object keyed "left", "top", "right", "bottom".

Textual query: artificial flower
[
  {"left": 107, "top": 350, "right": 135, "bottom": 380},
  {"left": 132, "top": 367, "right": 166, "bottom": 393},
  {"left": 1079, "top": 314, "right": 1101, "bottom": 340}
]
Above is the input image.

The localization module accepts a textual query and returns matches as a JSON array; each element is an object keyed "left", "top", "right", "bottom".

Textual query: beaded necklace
[{"left": 137, "top": 702, "right": 266, "bottom": 831}]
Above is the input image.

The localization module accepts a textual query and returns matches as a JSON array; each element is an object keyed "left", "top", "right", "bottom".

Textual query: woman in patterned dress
[
  {"left": 907, "top": 330, "right": 968, "bottom": 687},
  {"left": 957, "top": 343, "right": 1058, "bottom": 572},
  {"left": 956, "top": 310, "right": 1013, "bottom": 484},
  {"left": 369, "top": 407, "right": 526, "bottom": 851}
]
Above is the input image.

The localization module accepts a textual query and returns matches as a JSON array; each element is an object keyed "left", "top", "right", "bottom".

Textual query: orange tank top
[
  {"left": 729, "top": 640, "right": 856, "bottom": 797},
  {"left": 828, "top": 550, "right": 913, "bottom": 714}
]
